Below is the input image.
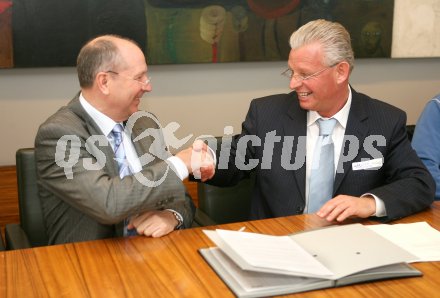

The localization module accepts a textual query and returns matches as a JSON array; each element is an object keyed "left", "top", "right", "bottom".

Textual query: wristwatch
[{"left": 170, "top": 210, "right": 183, "bottom": 230}]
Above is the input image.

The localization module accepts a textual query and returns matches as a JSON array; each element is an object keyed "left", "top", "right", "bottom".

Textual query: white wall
[{"left": 1, "top": 58, "right": 440, "bottom": 166}]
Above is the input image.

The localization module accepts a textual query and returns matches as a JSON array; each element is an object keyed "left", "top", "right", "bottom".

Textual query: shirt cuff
[
  {"left": 362, "top": 193, "right": 387, "bottom": 217},
  {"left": 167, "top": 156, "right": 189, "bottom": 180}
]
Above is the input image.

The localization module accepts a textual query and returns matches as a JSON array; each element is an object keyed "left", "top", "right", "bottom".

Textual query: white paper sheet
[
  {"left": 367, "top": 221, "right": 440, "bottom": 262},
  {"left": 203, "top": 229, "right": 333, "bottom": 277}
]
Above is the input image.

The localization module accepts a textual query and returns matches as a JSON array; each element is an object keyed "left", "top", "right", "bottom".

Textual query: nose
[
  {"left": 289, "top": 77, "right": 302, "bottom": 90},
  {"left": 142, "top": 82, "right": 152, "bottom": 92}
]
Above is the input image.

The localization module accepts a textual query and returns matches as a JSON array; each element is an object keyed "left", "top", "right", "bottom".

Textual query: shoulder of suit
[
  {"left": 37, "top": 96, "right": 89, "bottom": 139},
  {"left": 42, "top": 103, "right": 82, "bottom": 128}
]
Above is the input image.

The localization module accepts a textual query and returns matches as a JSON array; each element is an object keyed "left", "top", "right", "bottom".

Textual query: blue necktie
[
  {"left": 111, "top": 124, "right": 137, "bottom": 236},
  {"left": 112, "top": 124, "right": 131, "bottom": 179},
  {"left": 308, "top": 118, "right": 337, "bottom": 213}
]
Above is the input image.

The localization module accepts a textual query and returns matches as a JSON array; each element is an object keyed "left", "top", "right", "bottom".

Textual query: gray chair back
[
  {"left": 0, "top": 236, "right": 5, "bottom": 251},
  {"left": 15, "top": 148, "right": 48, "bottom": 247},
  {"left": 197, "top": 176, "right": 254, "bottom": 224},
  {"left": 196, "top": 136, "right": 254, "bottom": 224}
]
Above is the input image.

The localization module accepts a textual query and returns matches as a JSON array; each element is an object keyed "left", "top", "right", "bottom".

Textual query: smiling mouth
[{"left": 297, "top": 91, "right": 312, "bottom": 97}]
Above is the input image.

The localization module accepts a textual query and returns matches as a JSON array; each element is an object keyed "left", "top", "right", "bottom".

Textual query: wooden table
[{"left": 1, "top": 202, "right": 440, "bottom": 297}]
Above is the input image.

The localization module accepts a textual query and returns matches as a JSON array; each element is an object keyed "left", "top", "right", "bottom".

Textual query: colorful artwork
[
  {"left": 144, "top": 0, "right": 394, "bottom": 64},
  {"left": 2, "top": 0, "right": 396, "bottom": 68},
  {"left": 0, "top": 0, "right": 12, "bottom": 68}
]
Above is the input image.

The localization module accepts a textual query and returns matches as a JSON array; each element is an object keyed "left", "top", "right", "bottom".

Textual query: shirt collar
[
  {"left": 79, "top": 93, "right": 121, "bottom": 137},
  {"left": 307, "top": 85, "right": 352, "bottom": 128}
]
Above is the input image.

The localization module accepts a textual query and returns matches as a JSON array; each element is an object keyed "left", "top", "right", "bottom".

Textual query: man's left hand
[{"left": 127, "top": 210, "right": 178, "bottom": 237}]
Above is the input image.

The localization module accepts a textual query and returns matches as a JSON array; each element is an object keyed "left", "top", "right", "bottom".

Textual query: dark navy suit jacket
[{"left": 208, "top": 88, "right": 435, "bottom": 222}]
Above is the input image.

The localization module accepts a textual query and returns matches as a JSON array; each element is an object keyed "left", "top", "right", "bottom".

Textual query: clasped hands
[{"left": 176, "top": 139, "right": 215, "bottom": 181}]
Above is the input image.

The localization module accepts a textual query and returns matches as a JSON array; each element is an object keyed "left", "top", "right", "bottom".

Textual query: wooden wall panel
[{"left": 0, "top": 166, "right": 18, "bottom": 241}]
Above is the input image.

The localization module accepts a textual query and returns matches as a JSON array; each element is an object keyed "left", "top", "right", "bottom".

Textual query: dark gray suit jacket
[
  {"left": 35, "top": 95, "right": 194, "bottom": 245},
  {"left": 208, "top": 88, "right": 435, "bottom": 222}
]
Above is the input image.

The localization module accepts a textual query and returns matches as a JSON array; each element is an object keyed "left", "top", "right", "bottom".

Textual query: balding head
[{"left": 76, "top": 35, "right": 141, "bottom": 88}]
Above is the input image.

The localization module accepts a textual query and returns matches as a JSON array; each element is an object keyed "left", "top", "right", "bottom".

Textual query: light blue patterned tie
[
  {"left": 112, "top": 124, "right": 131, "bottom": 179},
  {"left": 111, "top": 124, "right": 137, "bottom": 236},
  {"left": 308, "top": 118, "right": 337, "bottom": 213}
]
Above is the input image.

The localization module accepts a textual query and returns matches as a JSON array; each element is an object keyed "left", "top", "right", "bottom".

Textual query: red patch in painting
[
  {"left": 247, "top": 0, "right": 300, "bottom": 19},
  {"left": 0, "top": 1, "right": 12, "bottom": 14}
]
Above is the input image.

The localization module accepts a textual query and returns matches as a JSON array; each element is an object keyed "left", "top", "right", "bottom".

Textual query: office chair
[
  {"left": 194, "top": 175, "right": 254, "bottom": 226},
  {"left": 193, "top": 136, "right": 254, "bottom": 226},
  {"left": 5, "top": 148, "right": 48, "bottom": 250},
  {"left": 0, "top": 235, "right": 5, "bottom": 251}
]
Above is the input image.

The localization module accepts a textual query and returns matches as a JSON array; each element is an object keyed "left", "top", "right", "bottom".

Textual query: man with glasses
[
  {"left": 35, "top": 35, "right": 213, "bottom": 244},
  {"left": 203, "top": 19, "right": 434, "bottom": 223}
]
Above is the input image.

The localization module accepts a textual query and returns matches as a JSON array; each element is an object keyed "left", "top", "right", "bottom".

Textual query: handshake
[{"left": 176, "top": 139, "right": 216, "bottom": 182}]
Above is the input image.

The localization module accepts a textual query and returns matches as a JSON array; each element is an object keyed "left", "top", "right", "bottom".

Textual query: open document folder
[{"left": 200, "top": 224, "right": 422, "bottom": 297}]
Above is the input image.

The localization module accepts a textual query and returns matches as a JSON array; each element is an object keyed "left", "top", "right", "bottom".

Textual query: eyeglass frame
[
  {"left": 281, "top": 62, "right": 339, "bottom": 82},
  {"left": 105, "top": 70, "right": 151, "bottom": 86}
]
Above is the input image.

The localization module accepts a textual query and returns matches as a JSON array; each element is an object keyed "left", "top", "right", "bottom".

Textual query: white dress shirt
[{"left": 305, "top": 87, "right": 386, "bottom": 216}]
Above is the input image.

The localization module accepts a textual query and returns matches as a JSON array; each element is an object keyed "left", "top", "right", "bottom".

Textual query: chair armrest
[
  {"left": 193, "top": 208, "right": 217, "bottom": 227},
  {"left": 5, "top": 223, "right": 32, "bottom": 250}
]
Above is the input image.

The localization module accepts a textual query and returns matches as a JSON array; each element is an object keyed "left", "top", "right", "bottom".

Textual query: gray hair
[
  {"left": 76, "top": 35, "right": 137, "bottom": 88},
  {"left": 289, "top": 19, "right": 354, "bottom": 72}
]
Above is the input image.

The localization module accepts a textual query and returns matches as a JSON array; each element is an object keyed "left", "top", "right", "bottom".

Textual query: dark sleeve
[
  {"left": 206, "top": 99, "right": 260, "bottom": 187},
  {"left": 369, "top": 111, "right": 435, "bottom": 221}
]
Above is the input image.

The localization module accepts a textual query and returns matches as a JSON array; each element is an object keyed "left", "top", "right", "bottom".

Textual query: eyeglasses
[
  {"left": 106, "top": 70, "right": 151, "bottom": 86},
  {"left": 281, "top": 63, "right": 338, "bottom": 82}
]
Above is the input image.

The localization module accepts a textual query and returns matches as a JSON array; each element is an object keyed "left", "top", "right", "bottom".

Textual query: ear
[
  {"left": 335, "top": 61, "right": 350, "bottom": 84},
  {"left": 96, "top": 72, "right": 111, "bottom": 95}
]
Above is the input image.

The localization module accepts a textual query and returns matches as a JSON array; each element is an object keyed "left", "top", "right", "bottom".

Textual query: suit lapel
[
  {"left": 283, "top": 93, "right": 308, "bottom": 203},
  {"left": 68, "top": 94, "right": 119, "bottom": 177},
  {"left": 128, "top": 114, "right": 169, "bottom": 170},
  {"left": 334, "top": 89, "right": 369, "bottom": 193},
  {"left": 130, "top": 122, "right": 148, "bottom": 166}
]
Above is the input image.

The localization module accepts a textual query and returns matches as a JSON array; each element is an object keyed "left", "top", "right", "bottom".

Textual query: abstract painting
[{"left": 1, "top": 0, "right": 397, "bottom": 68}]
